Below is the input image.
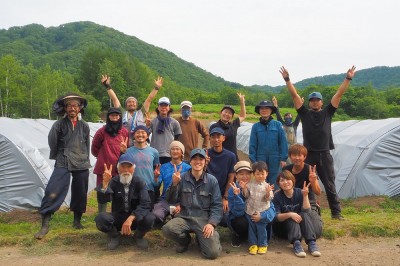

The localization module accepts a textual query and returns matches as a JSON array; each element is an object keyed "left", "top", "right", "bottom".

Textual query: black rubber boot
[
  {"left": 73, "top": 211, "right": 84, "bottom": 229},
  {"left": 107, "top": 226, "right": 120, "bottom": 250},
  {"left": 34, "top": 213, "right": 52, "bottom": 240},
  {"left": 134, "top": 230, "right": 149, "bottom": 250},
  {"left": 97, "top": 203, "right": 107, "bottom": 213}
]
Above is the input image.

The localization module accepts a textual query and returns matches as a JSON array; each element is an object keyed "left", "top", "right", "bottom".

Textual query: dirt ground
[
  {"left": 1, "top": 194, "right": 399, "bottom": 266},
  {"left": 0, "top": 236, "right": 399, "bottom": 266}
]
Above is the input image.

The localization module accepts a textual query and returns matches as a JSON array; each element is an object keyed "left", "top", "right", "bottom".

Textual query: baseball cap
[
  {"left": 308, "top": 92, "right": 323, "bottom": 101},
  {"left": 209, "top": 127, "right": 225, "bottom": 136},
  {"left": 234, "top": 161, "right": 252, "bottom": 173},
  {"left": 158, "top": 97, "right": 171, "bottom": 105},
  {"left": 190, "top": 148, "right": 207, "bottom": 160},
  {"left": 221, "top": 105, "right": 235, "bottom": 115},
  {"left": 180, "top": 100, "right": 193, "bottom": 109},
  {"left": 118, "top": 153, "right": 135, "bottom": 166}
]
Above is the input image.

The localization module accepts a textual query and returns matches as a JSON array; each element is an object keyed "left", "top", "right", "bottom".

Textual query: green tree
[{"left": 0, "top": 55, "right": 23, "bottom": 117}]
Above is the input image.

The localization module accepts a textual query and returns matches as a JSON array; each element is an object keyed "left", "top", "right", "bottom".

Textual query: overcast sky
[{"left": 2, "top": 0, "right": 399, "bottom": 86}]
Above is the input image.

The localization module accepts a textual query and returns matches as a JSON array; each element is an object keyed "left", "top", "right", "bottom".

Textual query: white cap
[
  {"left": 158, "top": 97, "right": 171, "bottom": 105},
  {"left": 180, "top": 100, "right": 192, "bottom": 109}
]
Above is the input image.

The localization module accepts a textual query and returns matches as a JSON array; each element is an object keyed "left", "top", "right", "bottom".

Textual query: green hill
[
  {"left": 293, "top": 66, "right": 400, "bottom": 90},
  {"left": 0, "top": 21, "right": 240, "bottom": 92},
  {"left": 1, "top": 21, "right": 399, "bottom": 92}
]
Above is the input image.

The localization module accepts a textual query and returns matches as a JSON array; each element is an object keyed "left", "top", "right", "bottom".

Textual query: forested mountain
[
  {"left": 1, "top": 21, "right": 399, "bottom": 92},
  {"left": 294, "top": 66, "right": 400, "bottom": 89},
  {"left": 0, "top": 21, "right": 240, "bottom": 91},
  {"left": 0, "top": 21, "right": 399, "bottom": 121}
]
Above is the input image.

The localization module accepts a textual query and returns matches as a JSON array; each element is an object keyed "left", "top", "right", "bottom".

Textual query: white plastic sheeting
[
  {"left": 0, "top": 118, "right": 103, "bottom": 212},
  {"left": 237, "top": 119, "right": 400, "bottom": 199}
]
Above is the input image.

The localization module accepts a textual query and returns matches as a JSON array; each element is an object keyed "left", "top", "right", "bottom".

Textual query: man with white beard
[{"left": 95, "top": 153, "right": 155, "bottom": 250}]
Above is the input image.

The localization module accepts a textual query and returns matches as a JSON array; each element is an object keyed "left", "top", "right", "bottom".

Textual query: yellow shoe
[
  {"left": 258, "top": 246, "right": 268, "bottom": 254},
  {"left": 249, "top": 245, "right": 258, "bottom": 255}
]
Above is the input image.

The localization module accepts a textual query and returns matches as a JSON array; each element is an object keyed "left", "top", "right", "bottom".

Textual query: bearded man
[{"left": 95, "top": 153, "right": 155, "bottom": 250}]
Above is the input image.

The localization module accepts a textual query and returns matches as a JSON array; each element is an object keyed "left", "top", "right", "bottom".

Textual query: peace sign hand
[
  {"left": 205, "top": 149, "right": 210, "bottom": 166},
  {"left": 172, "top": 164, "right": 182, "bottom": 186},
  {"left": 153, "top": 164, "right": 161, "bottom": 182},
  {"left": 309, "top": 165, "right": 317, "bottom": 184},
  {"left": 272, "top": 96, "right": 278, "bottom": 107},
  {"left": 237, "top": 92, "right": 245, "bottom": 102},
  {"left": 102, "top": 164, "right": 113, "bottom": 188},
  {"left": 302, "top": 181, "right": 311, "bottom": 196},
  {"left": 145, "top": 112, "right": 151, "bottom": 128},
  {"left": 346, "top": 65, "right": 356, "bottom": 79},
  {"left": 230, "top": 182, "right": 240, "bottom": 195},
  {"left": 120, "top": 137, "right": 128, "bottom": 153}
]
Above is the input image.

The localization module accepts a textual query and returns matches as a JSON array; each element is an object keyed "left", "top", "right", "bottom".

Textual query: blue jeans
[{"left": 246, "top": 213, "right": 269, "bottom": 246}]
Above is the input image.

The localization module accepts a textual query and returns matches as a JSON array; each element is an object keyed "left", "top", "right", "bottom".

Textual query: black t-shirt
[
  {"left": 283, "top": 164, "right": 317, "bottom": 206},
  {"left": 210, "top": 118, "right": 241, "bottom": 160},
  {"left": 297, "top": 103, "right": 336, "bottom": 151},
  {"left": 273, "top": 188, "right": 304, "bottom": 214}
]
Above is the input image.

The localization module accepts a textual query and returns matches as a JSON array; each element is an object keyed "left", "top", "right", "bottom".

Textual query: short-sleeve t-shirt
[{"left": 297, "top": 103, "right": 336, "bottom": 151}]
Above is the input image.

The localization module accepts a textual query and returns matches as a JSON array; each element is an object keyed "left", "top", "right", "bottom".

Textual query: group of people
[{"left": 34, "top": 65, "right": 356, "bottom": 260}]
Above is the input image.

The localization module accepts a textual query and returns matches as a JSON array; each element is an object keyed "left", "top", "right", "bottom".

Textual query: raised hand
[
  {"left": 237, "top": 92, "right": 245, "bottom": 102},
  {"left": 205, "top": 149, "right": 210, "bottom": 166},
  {"left": 309, "top": 165, "right": 318, "bottom": 184},
  {"left": 272, "top": 96, "right": 278, "bottom": 107},
  {"left": 173, "top": 164, "right": 183, "bottom": 178},
  {"left": 266, "top": 183, "right": 274, "bottom": 195},
  {"left": 145, "top": 112, "right": 151, "bottom": 128},
  {"left": 302, "top": 181, "right": 311, "bottom": 196},
  {"left": 230, "top": 182, "right": 240, "bottom": 195},
  {"left": 154, "top": 76, "right": 163, "bottom": 89},
  {"left": 239, "top": 180, "right": 247, "bottom": 190},
  {"left": 101, "top": 74, "right": 111, "bottom": 88},
  {"left": 153, "top": 164, "right": 161, "bottom": 182},
  {"left": 279, "top": 66, "right": 289, "bottom": 79},
  {"left": 346, "top": 65, "right": 356, "bottom": 79},
  {"left": 120, "top": 136, "right": 128, "bottom": 153},
  {"left": 171, "top": 164, "right": 182, "bottom": 186},
  {"left": 102, "top": 164, "right": 113, "bottom": 187}
]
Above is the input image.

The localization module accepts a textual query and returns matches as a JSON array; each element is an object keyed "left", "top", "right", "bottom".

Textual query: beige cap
[
  {"left": 170, "top": 141, "right": 185, "bottom": 155},
  {"left": 234, "top": 161, "right": 252, "bottom": 173}
]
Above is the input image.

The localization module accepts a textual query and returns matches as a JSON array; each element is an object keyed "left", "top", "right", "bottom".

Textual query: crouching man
[
  {"left": 162, "top": 148, "right": 223, "bottom": 259},
  {"left": 95, "top": 153, "right": 155, "bottom": 250}
]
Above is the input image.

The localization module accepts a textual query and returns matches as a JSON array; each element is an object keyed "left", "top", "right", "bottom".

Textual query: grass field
[{"left": 0, "top": 192, "right": 399, "bottom": 251}]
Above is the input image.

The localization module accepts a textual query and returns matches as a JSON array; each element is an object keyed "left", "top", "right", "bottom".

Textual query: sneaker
[
  {"left": 230, "top": 233, "right": 241, "bottom": 248},
  {"left": 249, "top": 245, "right": 258, "bottom": 255},
  {"left": 257, "top": 246, "right": 268, "bottom": 254},
  {"left": 293, "top": 240, "right": 306, "bottom": 258},
  {"left": 308, "top": 240, "right": 321, "bottom": 257},
  {"left": 331, "top": 214, "right": 345, "bottom": 220}
]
